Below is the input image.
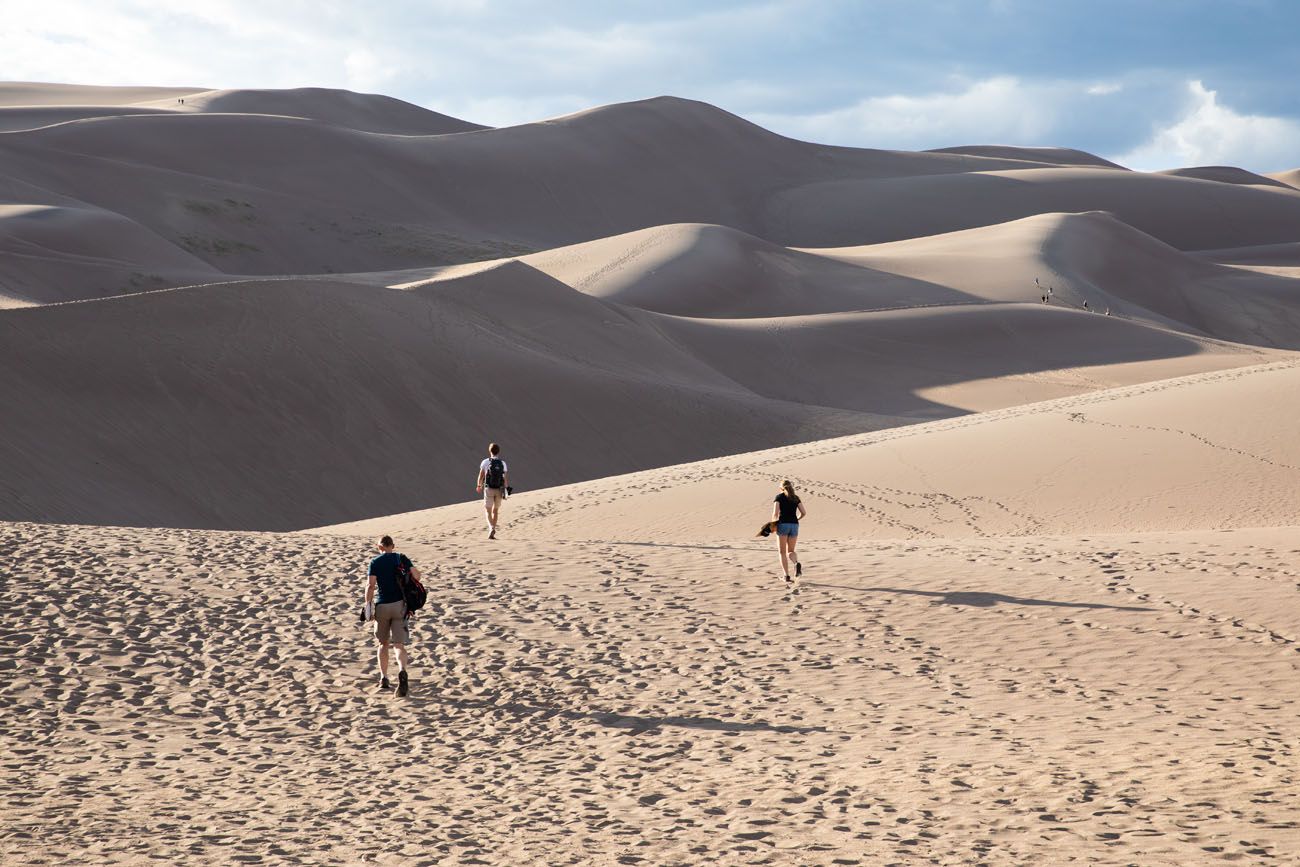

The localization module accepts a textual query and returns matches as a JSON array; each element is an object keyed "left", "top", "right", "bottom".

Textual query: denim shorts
[{"left": 776, "top": 522, "right": 799, "bottom": 537}]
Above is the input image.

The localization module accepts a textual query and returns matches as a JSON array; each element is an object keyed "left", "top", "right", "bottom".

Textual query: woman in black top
[{"left": 772, "top": 479, "right": 807, "bottom": 584}]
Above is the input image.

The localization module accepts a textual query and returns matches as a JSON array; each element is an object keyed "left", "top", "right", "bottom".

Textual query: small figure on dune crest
[
  {"left": 770, "top": 479, "right": 807, "bottom": 585},
  {"left": 476, "top": 442, "right": 511, "bottom": 539},
  {"left": 1082, "top": 299, "right": 1090, "bottom": 311},
  {"left": 363, "top": 535, "right": 426, "bottom": 697}
]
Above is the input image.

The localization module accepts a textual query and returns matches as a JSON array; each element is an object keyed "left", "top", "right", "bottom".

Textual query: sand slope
[
  {"left": 6, "top": 259, "right": 1276, "bottom": 529},
  {"left": 1159, "top": 165, "right": 1293, "bottom": 189},
  {"left": 5, "top": 520, "right": 1297, "bottom": 863},
  {"left": 329, "top": 360, "right": 1300, "bottom": 543},
  {"left": 145, "top": 86, "right": 487, "bottom": 134},
  {"left": 516, "top": 215, "right": 1300, "bottom": 347},
  {"left": 6, "top": 88, "right": 1300, "bottom": 302},
  {"left": 766, "top": 166, "right": 1300, "bottom": 251},
  {"left": 0, "top": 82, "right": 205, "bottom": 106},
  {"left": 820, "top": 212, "right": 1300, "bottom": 347},
  {"left": 927, "top": 144, "right": 1125, "bottom": 169},
  {"left": 1267, "top": 168, "right": 1300, "bottom": 189},
  {"left": 0, "top": 203, "right": 219, "bottom": 306}
]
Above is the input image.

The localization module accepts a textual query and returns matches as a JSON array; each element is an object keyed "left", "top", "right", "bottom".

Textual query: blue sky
[{"left": 8, "top": 0, "right": 1300, "bottom": 171}]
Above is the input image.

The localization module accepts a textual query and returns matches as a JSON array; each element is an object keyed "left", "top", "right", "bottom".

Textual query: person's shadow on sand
[
  {"left": 803, "top": 584, "right": 1153, "bottom": 612},
  {"left": 409, "top": 695, "right": 829, "bottom": 734}
]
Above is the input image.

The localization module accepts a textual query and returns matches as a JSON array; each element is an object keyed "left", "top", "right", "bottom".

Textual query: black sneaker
[
  {"left": 795, "top": 561, "right": 802, "bottom": 578},
  {"left": 783, "top": 574, "right": 793, "bottom": 586},
  {"left": 396, "top": 670, "right": 409, "bottom": 698},
  {"left": 378, "top": 677, "right": 392, "bottom": 691}
]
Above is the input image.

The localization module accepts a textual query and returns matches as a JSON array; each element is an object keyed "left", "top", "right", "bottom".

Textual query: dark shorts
[{"left": 777, "top": 522, "right": 799, "bottom": 537}]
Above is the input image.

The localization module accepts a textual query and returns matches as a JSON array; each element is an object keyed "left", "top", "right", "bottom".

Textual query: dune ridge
[
  {"left": 5, "top": 87, "right": 1300, "bottom": 305},
  {"left": 7, "top": 259, "right": 1275, "bottom": 529}
]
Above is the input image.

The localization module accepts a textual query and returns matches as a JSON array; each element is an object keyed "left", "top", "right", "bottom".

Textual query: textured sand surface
[
  {"left": 327, "top": 360, "right": 1300, "bottom": 542},
  {"left": 3, "top": 520, "right": 1297, "bottom": 866}
]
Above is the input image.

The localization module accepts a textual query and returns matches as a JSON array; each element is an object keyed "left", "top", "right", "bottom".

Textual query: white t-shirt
[{"left": 480, "top": 458, "right": 508, "bottom": 487}]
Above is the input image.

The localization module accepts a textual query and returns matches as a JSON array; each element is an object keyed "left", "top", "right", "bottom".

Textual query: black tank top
[{"left": 775, "top": 493, "right": 800, "bottom": 524}]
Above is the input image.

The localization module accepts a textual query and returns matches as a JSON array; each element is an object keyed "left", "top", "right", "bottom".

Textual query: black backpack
[
  {"left": 394, "top": 554, "right": 427, "bottom": 614},
  {"left": 485, "top": 457, "right": 505, "bottom": 489}
]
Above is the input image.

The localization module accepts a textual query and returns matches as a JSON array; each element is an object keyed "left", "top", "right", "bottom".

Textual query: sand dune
[
  {"left": 6, "top": 89, "right": 1300, "bottom": 302},
  {"left": 0, "top": 81, "right": 204, "bottom": 106},
  {"left": 1267, "top": 168, "right": 1300, "bottom": 189},
  {"left": 0, "top": 86, "right": 483, "bottom": 136},
  {"left": 326, "top": 359, "right": 1300, "bottom": 543},
  {"left": 0, "top": 203, "right": 219, "bottom": 306},
  {"left": 0, "top": 104, "right": 170, "bottom": 132},
  {"left": 0, "top": 269, "right": 883, "bottom": 529},
  {"left": 1, "top": 258, "right": 1278, "bottom": 528},
  {"left": 1159, "top": 165, "right": 1293, "bottom": 188},
  {"left": 139, "top": 86, "right": 488, "bottom": 135},
  {"left": 818, "top": 210, "right": 1300, "bottom": 348},
  {"left": 521, "top": 222, "right": 967, "bottom": 317},
  {"left": 529, "top": 214, "right": 1300, "bottom": 347},
  {"left": 6, "top": 79, "right": 1300, "bottom": 867},
  {"left": 767, "top": 166, "right": 1300, "bottom": 250},
  {"left": 927, "top": 144, "right": 1125, "bottom": 169}
]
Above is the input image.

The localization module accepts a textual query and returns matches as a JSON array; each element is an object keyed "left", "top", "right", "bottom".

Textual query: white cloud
[
  {"left": 1116, "top": 80, "right": 1300, "bottom": 172},
  {"left": 750, "top": 76, "right": 1085, "bottom": 149}
]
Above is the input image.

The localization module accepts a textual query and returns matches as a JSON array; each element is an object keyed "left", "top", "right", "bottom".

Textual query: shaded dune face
[
  {"left": 0, "top": 84, "right": 1298, "bottom": 530},
  {"left": 3, "top": 261, "right": 1270, "bottom": 530}
]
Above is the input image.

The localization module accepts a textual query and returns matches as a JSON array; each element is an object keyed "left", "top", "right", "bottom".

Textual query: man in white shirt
[{"left": 475, "top": 442, "right": 510, "bottom": 539}]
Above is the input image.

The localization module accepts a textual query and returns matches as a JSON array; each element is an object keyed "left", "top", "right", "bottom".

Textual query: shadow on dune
[
  {"left": 803, "top": 584, "right": 1153, "bottom": 612},
  {"left": 412, "top": 694, "right": 828, "bottom": 734}
]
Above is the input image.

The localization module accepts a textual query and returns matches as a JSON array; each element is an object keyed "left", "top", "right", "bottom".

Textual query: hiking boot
[
  {"left": 795, "top": 561, "right": 802, "bottom": 578},
  {"left": 378, "top": 677, "right": 392, "bottom": 692},
  {"left": 396, "top": 670, "right": 409, "bottom": 698}
]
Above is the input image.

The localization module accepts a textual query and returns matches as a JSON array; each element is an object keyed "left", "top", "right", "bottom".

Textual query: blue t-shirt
[{"left": 369, "top": 552, "right": 413, "bottom": 605}]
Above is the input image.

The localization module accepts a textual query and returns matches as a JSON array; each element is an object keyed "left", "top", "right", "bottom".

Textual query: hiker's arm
[
  {"left": 771, "top": 501, "right": 780, "bottom": 522},
  {"left": 365, "top": 574, "right": 376, "bottom": 605},
  {"left": 410, "top": 566, "right": 422, "bottom": 582},
  {"left": 476, "top": 467, "right": 485, "bottom": 491},
  {"left": 797, "top": 502, "right": 807, "bottom": 519}
]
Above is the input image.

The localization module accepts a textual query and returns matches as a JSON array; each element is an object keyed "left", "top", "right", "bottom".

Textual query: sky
[{"left": 6, "top": 0, "right": 1300, "bottom": 172}]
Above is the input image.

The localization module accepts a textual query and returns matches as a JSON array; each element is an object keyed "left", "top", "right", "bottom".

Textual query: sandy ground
[
  {"left": 4, "top": 359, "right": 1299, "bottom": 865},
  {"left": 2, "top": 521, "right": 1297, "bottom": 865}
]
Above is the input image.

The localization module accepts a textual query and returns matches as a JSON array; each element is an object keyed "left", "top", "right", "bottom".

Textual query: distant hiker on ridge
[{"left": 476, "top": 442, "right": 510, "bottom": 539}]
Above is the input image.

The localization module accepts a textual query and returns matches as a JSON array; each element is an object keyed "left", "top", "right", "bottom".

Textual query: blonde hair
[{"left": 780, "top": 480, "right": 799, "bottom": 503}]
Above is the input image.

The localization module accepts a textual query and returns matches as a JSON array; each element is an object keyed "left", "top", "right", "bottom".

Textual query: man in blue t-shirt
[{"left": 365, "top": 534, "right": 422, "bottom": 697}]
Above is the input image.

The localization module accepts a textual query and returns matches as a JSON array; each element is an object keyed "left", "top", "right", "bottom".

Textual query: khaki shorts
[
  {"left": 373, "top": 601, "right": 408, "bottom": 645},
  {"left": 483, "top": 487, "right": 504, "bottom": 506}
]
